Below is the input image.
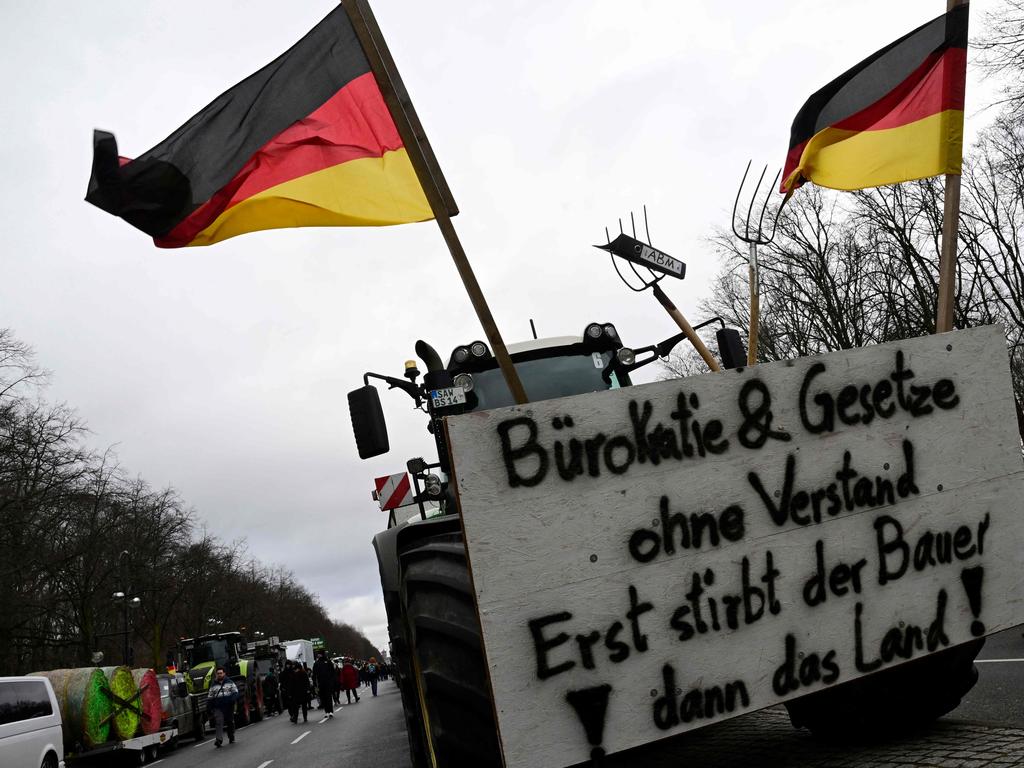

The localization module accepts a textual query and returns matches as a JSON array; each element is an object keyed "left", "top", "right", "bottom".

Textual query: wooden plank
[{"left": 447, "top": 325, "right": 1024, "bottom": 768}]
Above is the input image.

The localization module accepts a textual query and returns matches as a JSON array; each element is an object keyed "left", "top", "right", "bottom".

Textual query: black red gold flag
[
  {"left": 86, "top": 6, "right": 436, "bottom": 247},
  {"left": 782, "top": 5, "right": 968, "bottom": 193}
]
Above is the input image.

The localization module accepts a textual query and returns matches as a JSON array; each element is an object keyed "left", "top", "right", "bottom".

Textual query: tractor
[
  {"left": 348, "top": 322, "right": 982, "bottom": 767},
  {"left": 179, "top": 631, "right": 264, "bottom": 727}
]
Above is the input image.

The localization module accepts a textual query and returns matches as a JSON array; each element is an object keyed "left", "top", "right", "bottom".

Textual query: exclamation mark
[
  {"left": 960, "top": 565, "right": 986, "bottom": 637},
  {"left": 565, "top": 684, "right": 612, "bottom": 765}
]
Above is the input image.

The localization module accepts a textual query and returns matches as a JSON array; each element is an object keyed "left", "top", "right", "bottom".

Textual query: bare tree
[{"left": 975, "top": 1, "right": 1024, "bottom": 119}]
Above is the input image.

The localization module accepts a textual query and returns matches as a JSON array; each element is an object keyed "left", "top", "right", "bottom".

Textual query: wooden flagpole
[
  {"left": 342, "top": 0, "right": 529, "bottom": 404},
  {"left": 935, "top": 0, "right": 969, "bottom": 334},
  {"left": 651, "top": 284, "right": 721, "bottom": 372}
]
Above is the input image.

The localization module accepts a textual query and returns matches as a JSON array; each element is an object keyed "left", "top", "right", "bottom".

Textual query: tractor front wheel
[{"left": 784, "top": 638, "right": 984, "bottom": 738}]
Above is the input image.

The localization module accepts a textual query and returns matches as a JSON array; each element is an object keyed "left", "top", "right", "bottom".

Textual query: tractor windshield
[
  {"left": 190, "top": 639, "right": 229, "bottom": 666},
  {"left": 463, "top": 350, "right": 623, "bottom": 413}
]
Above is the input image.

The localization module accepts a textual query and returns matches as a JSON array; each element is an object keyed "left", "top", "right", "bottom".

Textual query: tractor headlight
[
  {"left": 453, "top": 373, "right": 475, "bottom": 392},
  {"left": 585, "top": 323, "right": 604, "bottom": 339},
  {"left": 469, "top": 341, "right": 490, "bottom": 358},
  {"left": 615, "top": 347, "right": 636, "bottom": 366},
  {"left": 603, "top": 324, "right": 618, "bottom": 339},
  {"left": 452, "top": 346, "right": 470, "bottom": 364}
]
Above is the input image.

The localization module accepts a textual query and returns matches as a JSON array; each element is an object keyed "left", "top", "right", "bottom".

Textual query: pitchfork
[
  {"left": 597, "top": 208, "right": 721, "bottom": 372},
  {"left": 731, "top": 161, "right": 784, "bottom": 366}
]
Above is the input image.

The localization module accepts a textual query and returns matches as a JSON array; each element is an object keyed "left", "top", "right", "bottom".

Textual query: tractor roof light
[
  {"left": 451, "top": 346, "right": 470, "bottom": 365},
  {"left": 470, "top": 340, "right": 490, "bottom": 358},
  {"left": 584, "top": 321, "right": 623, "bottom": 351}
]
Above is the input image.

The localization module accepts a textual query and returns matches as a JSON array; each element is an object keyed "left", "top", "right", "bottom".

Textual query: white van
[{"left": 0, "top": 677, "right": 64, "bottom": 768}]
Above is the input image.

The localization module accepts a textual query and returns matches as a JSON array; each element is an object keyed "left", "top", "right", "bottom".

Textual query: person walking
[
  {"left": 284, "top": 660, "right": 311, "bottom": 723},
  {"left": 340, "top": 658, "right": 360, "bottom": 704},
  {"left": 366, "top": 657, "right": 380, "bottom": 697},
  {"left": 263, "top": 670, "right": 280, "bottom": 716},
  {"left": 312, "top": 651, "right": 336, "bottom": 719},
  {"left": 304, "top": 664, "right": 314, "bottom": 710},
  {"left": 207, "top": 667, "right": 239, "bottom": 747},
  {"left": 279, "top": 662, "right": 293, "bottom": 715}
]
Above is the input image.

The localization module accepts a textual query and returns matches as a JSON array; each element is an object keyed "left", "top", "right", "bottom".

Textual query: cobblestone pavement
[{"left": 599, "top": 707, "right": 1024, "bottom": 767}]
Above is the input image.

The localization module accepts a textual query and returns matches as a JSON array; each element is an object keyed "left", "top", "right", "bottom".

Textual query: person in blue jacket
[{"left": 208, "top": 667, "right": 240, "bottom": 747}]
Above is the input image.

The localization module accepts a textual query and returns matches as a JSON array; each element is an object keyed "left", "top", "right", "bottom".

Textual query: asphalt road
[{"left": 154, "top": 682, "right": 411, "bottom": 768}]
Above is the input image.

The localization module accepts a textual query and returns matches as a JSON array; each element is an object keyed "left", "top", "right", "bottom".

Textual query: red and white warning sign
[{"left": 374, "top": 472, "right": 414, "bottom": 511}]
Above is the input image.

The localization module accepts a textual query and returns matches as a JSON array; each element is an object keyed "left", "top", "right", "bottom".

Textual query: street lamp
[{"left": 112, "top": 551, "right": 141, "bottom": 666}]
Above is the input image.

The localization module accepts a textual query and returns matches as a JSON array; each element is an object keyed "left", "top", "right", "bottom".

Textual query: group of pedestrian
[{"left": 198, "top": 652, "right": 393, "bottom": 751}]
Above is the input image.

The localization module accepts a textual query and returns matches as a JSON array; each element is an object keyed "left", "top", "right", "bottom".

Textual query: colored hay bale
[
  {"left": 131, "top": 668, "right": 163, "bottom": 735},
  {"left": 101, "top": 665, "right": 141, "bottom": 740},
  {"left": 30, "top": 667, "right": 112, "bottom": 749}
]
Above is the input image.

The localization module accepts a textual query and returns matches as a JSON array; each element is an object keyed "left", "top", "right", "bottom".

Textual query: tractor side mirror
[
  {"left": 348, "top": 385, "right": 390, "bottom": 459},
  {"left": 716, "top": 328, "right": 747, "bottom": 369}
]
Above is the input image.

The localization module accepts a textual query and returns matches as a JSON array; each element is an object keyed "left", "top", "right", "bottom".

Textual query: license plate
[{"left": 431, "top": 387, "right": 466, "bottom": 408}]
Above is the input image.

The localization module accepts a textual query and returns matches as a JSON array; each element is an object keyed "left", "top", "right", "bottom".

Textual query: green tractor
[
  {"left": 180, "top": 631, "right": 264, "bottom": 727},
  {"left": 349, "top": 322, "right": 983, "bottom": 768}
]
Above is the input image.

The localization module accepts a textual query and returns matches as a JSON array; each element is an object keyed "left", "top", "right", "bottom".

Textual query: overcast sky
[{"left": 0, "top": 1, "right": 999, "bottom": 650}]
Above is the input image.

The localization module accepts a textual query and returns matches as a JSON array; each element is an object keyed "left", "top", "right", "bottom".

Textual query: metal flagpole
[
  {"left": 342, "top": 0, "right": 529, "bottom": 404},
  {"left": 935, "top": 0, "right": 969, "bottom": 334}
]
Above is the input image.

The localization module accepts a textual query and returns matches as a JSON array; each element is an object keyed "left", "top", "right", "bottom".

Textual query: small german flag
[
  {"left": 782, "top": 5, "right": 968, "bottom": 194},
  {"left": 86, "top": 6, "right": 437, "bottom": 248}
]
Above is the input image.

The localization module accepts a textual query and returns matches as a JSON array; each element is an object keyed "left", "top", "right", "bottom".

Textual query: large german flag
[
  {"left": 782, "top": 5, "right": 968, "bottom": 193},
  {"left": 86, "top": 5, "right": 437, "bottom": 248}
]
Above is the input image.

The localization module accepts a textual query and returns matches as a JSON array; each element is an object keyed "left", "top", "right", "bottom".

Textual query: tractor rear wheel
[
  {"left": 385, "top": 594, "right": 431, "bottom": 768},
  {"left": 784, "top": 638, "right": 984, "bottom": 738},
  {"left": 399, "top": 528, "right": 502, "bottom": 768}
]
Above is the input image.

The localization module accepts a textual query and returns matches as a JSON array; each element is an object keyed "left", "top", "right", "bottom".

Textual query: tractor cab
[
  {"left": 348, "top": 322, "right": 707, "bottom": 517},
  {"left": 179, "top": 632, "right": 246, "bottom": 694}
]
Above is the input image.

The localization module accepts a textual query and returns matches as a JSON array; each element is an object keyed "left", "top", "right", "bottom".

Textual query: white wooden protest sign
[{"left": 446, "top": 326, "right": 1024, "bottom": 768}]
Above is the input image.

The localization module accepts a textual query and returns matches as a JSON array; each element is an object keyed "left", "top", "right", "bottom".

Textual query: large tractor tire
[
  {"left": 784, "top": 638, "right": 984, "bottom": 738},
  {"left": 399, "top": 528, "right": 502, "bottom": 768},
  {"left": 235, "top": 680, "right": 252, "bottom": 727},
  {"left": 386, "top": 605, "right": 432, "bottom": 768}
]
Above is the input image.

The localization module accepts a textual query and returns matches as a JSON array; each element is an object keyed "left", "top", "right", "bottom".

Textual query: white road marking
[
  {"left": 317, "top": 715, "right": 330, "bottom": 724},
  {"left": 976, "top": 658, "right": 1024, "bottom": 663},
  {"left": 291, "top": 730, "right": 311, "bottom": 745},
  {"left": 256, "top": 761, "right": 274, "bottom": 768},
  {"left": 150, "top": 761, "right": 163, "bottom": 766}
]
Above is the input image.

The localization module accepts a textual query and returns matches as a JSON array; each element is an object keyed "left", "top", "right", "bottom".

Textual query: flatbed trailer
[{"left": 66, "top": 727, "right": 178, "bottom": 765}]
